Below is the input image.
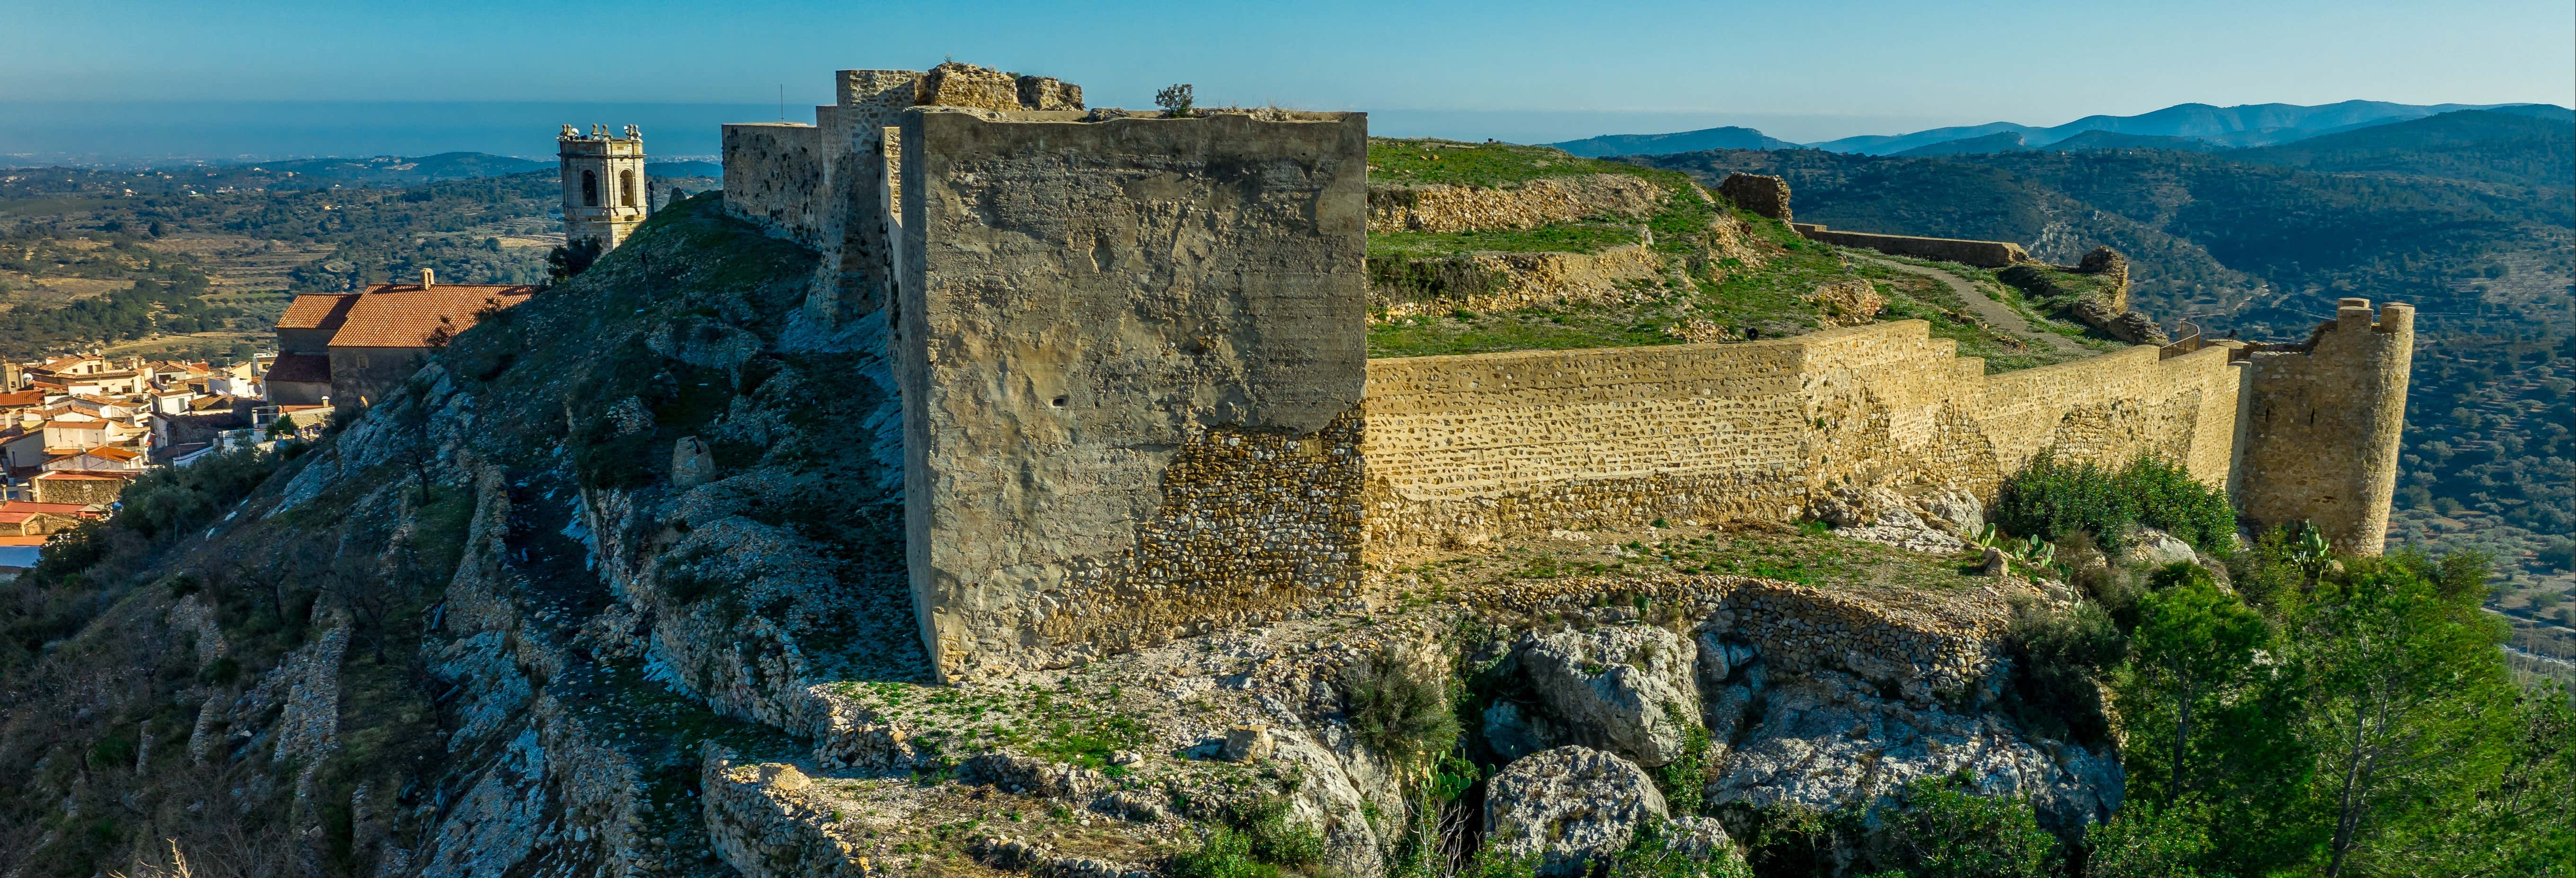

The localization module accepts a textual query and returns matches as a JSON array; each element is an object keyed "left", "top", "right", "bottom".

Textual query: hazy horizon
[{"left": 3, "top": 0, "right": 2567, "bottom": 163}]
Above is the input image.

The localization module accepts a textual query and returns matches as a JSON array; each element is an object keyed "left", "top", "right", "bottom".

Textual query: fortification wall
[
  {"left": 2238, "top": 299, "right": 2413, "bottom": 553},
  {"left": 896, "top": 107, "right": 1371, "bottom": 682},
  {"left": 1369, "top": 243, "right": 1664, "bottom": 320},
  {"left": 1792, "top": 224, "right": 2031, "bottom": 268},
  {"left": 720, "top": 123, "right": 825, "bottom": 247},
  {"left": 1357, "top": 321, "right": 2245, "bottom": 565}
]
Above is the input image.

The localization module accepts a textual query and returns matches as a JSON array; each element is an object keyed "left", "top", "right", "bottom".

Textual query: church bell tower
[{"left": 558, "top": 124, "right": 648, "bottom": 249}]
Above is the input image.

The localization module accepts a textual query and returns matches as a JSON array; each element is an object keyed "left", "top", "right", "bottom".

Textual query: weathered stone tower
[
  {"left": 2238, "top": 298, "right": 2415, "bottom": 553},
  {"left": 558, "top": 124, "right": 648, "bottom": 249}
]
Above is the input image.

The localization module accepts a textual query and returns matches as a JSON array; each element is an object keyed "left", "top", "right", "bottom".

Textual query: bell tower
[{"left": 558, "top": 124, "right": 649, "bottom": 249}]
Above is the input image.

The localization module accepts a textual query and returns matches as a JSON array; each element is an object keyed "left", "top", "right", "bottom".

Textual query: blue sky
[{"left": 3, "top": 0, "right": 2570, "bottom": 151}]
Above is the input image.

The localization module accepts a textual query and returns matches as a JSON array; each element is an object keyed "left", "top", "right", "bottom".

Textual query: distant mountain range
[
  {"left": 1548, "top": 100, "right": 2575, "bottom": 158},
  {"left": 1548, "top": 126, "right": 1799, "bottom": 157}
]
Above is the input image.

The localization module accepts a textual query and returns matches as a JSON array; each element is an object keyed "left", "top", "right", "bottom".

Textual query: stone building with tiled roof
[{"left": 271, "top": 269, "right": 537, "bottom": 406}]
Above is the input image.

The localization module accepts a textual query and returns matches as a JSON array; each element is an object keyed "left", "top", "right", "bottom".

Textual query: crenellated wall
[
  {"left": 2238, "top": 299, "right": 2414, "bottom": 553},
  {"left": 1358, "top": 321, "right": 2249, "bottom": 566}
]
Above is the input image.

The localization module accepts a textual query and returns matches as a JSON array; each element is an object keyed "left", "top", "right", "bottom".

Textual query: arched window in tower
[
  {"left": 581, "top": 170, "right": 599, "bottom": 207},
  {"left": 621, "top": 170, "right": 639, "bottom": 207}
]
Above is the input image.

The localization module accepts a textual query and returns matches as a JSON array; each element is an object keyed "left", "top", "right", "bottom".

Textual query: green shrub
[
  {"left": 1170, "top": 826, "right": 1275, "bottom": 878},
  {"left": 1868, "top": 772, "right": 2058, "bottom": 878},
  {"left": 2001, "top": 598, "right": 2126, "bottom": 745},
  {"left": 1344, "top": 647, "right": 1458, "bottom": 766},
  {"left": 2083, "top": 799, "right": 2212, "bottom": 878},
  {"left": 1227, "top": 796, "right": 1324, "bottom": 868},
  {"left": 1993, "top": 452, "right": 2235, "bottom": 554},
  {"left": 1607, "top": 820, "right": 1753, "bottom": 878},
  {"left": 1654, "top": 704, "right": 1713, "bottom": 814}
]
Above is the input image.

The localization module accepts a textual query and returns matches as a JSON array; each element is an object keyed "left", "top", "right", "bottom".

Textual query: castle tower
[
  {"left": 558, "top": 124, "right": 648, "bottom": 249},
  {"left": 2238, "top": 298, "right": 2415, "bottom": 554}
]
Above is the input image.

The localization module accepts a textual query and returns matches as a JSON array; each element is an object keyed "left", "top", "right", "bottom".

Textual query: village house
[
  {"left": 271, "top": 269, "right": 535, "bottom": 406},
  {"left": 25, "top": 471, "right": 135, "bottom": 508}
]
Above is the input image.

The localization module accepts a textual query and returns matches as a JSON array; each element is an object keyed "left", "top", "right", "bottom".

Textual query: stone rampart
[
  {"left": 2238, "top": 299, "right": 2413, "bottom": 553},
  {"left": 721, "top": 123, "right": 825, "bottom": 246},
  {"left": 1357, "top": 321, "right": 2247, "bottom": 565},
  {"left": 895, "top": 107, "right": 1370, "bottom": 682},
  {"left": 1791, "top": 224, "right": 2031, "bottom": 268},
  {"left": 1717, "top": 174, "right": 1791, "bottom": 222}
]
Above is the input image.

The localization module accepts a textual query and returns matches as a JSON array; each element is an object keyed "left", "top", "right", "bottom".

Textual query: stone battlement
[{"left": 723, "top": 65, "right": 2415, "bottom": 681}]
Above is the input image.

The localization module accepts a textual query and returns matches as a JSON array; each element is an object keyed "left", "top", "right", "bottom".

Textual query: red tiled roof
[
  {"left": 0, "top": 391, "right": 43, "bottom": 408},
  {"left": 0, "top": 535, "right": 48, "bottom": 546},
  {"left": 0, "top": 501, "right": 92, "bottom": 515},
  {"left": 327, "top": 287, "right": 535, "bottom": 348},
  {"left": 278, "top": 293, "right": 360, "bottom": 330},
  {"left": 32, "top": 471, "right": 134, "bottom": 482},
  {"left": 264, "top": 353, "right": 333, "bottom": 384},
  {"left": 80, "top": 446, "right": 141, "bottom": 461}
]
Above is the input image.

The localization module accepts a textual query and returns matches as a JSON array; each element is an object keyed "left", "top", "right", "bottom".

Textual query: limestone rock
[
  {"left": 1803, "top": 279, "right": 1886, "bottom": 328},
  {"left": 1221, "top": 726, "right": 1275, "bottom": 762},
  {"left": 1481, "top": 701, "right": 1558, "bottom": 762},
  {"left": 1661, "top": 815, "right": 1748, "bottom": 865},
  {"left": 1981, "top": 546, "right": 2011, "bottom": 577},
  {"left": 1912, "top": 487, "right": 1984, "bottom": 536},
  {"left": 1708, "top": 669, "right": 2122, "bottom": 831},
  {"left": 1519, "top": 626, "right": 1703, "bottom": 766},
  {"left": 2118, "top": 528, "right": 2197, "bottom": 569},
  {"left": 1484, "top": 746, "right": 1669, "bottom": 876},
  {"left": 671, "top": 436, "right": 716, "bottom": 488}
]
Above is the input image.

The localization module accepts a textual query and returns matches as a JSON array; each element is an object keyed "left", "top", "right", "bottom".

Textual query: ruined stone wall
[
  {"left": 1717, "top": 174, "right": 1791, "bottom": 222},
  {"left": 2238, "top": 299, "right": 2414, "bottom": 553},
  {"left": 896, "top": 107, "right": 1370, "bottom": 682},
  {"left": 1358, "top": 321, "right": 2246, "bottom": 565},
  {"left": 1792, "top": 224, "right": 2031, "bottom": 268},
  {"left": 720, "top": 123, "right": 825, "bottom": 246}
]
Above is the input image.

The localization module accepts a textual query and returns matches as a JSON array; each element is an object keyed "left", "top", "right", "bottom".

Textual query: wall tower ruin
[
  {"left": 2237, "top": 298, "right": 2415, "bottom": 553},
  {"left": 558, "top": 124, "right": 649, "bottom": 249}
]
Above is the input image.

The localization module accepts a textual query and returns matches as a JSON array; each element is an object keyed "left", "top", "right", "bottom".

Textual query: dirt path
[{"left": 1854, "top": 254, "right": 2086, "bottom": 354}]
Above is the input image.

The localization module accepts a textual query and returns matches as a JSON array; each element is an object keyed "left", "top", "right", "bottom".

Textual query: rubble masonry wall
[
  {"left": 2238, "top": 300, "right": 2414, "bottom": 553},
  {"left": 896, "top": 107, "right": 1371, "bottom": 682},
  {"left": 1358, "top": 321, "right": 2248, "bottom": 566}
]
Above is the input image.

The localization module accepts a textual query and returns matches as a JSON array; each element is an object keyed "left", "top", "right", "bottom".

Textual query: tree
[
  {"left": 2113, "top": 564, "right": 2310, "bottom": 873},
  {"left": 2293, "top": 554, "right": 2516, "bottom": 877},
  {"left": 546, "top": 236, "right": 604, "bottom": 284}
]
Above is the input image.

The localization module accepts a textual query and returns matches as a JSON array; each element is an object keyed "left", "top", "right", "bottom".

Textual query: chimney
[{"left": 420, "top": 268, "right": 435, "bottom": 289}]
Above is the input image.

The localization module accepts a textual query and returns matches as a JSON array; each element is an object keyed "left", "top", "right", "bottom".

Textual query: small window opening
[
  {"left": 581, "top": 170, "right": 599, "bottom": 207},
  {"left": 1051, "top": 396, "right": 1068, "bottom": 408}
]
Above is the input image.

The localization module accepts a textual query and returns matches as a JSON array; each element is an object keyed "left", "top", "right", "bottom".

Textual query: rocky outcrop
[
  {"left": 1518, "top": 626, "right": 1703, "bottom": 766},
  {"left": 1370, "top": 243, "right": 1664, "bottom": 320},
  {"left": 1803, "top": 278, "right": 1888, "bottom": 328},
  {"left": 1368, "top": 174, "right": 1666, "bottom": 235},
  {"left": 1485, "top": 746, "right": 1670, "bottom": 875}
]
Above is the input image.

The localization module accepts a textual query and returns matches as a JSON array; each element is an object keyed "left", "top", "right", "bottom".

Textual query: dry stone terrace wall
[
  {"left": 896, "top": 107, "right": 1370, "bottom": 683},
  {"left": 1357, "top": 320, "right": 2248, "bottom": 566},
  {"left": 1366, "top": 173, "right": 1666, "bottom": 235}
]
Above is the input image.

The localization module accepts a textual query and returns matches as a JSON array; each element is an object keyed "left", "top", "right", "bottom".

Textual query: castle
[
  {"left": 721, "top": 63, "right": 2413, "bottom": 683},
  {"left": 558, "top": 124, "right": 649, "bottom": 248}
]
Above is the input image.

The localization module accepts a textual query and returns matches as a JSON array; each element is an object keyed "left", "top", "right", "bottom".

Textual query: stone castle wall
[
  {"left": 1366, "top": 173, "right": 1665, "bottom": 235},
  {"left": 1792, "top": 223, "right": 2032, "bottom": 268},
  {"left": 894, "top": 107, "right": 1371, "bottom": 682},
  {"left": 717, "top": 66, "right": 2416, "bottom": 680},
  {"left": 1358, "top": 321, "right": 2248, "bottom": 565},
  {"left": 721, "top": 124, "right": 825, "bottom": 247},
  {"left": 2238, "top": 299, "right": 2414, "bottom": 553}
]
